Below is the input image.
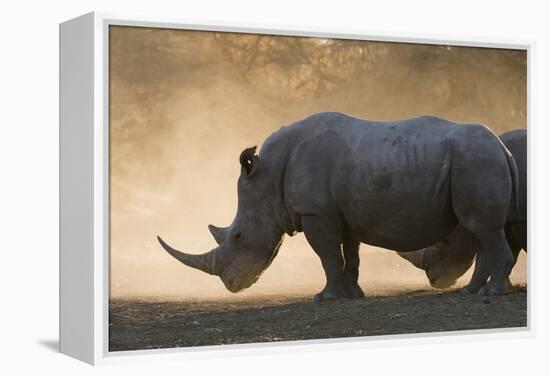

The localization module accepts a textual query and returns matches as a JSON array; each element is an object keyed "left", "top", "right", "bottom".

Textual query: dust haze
[{"left": 109, "top": 26, "right": 527, "bottom": 299}]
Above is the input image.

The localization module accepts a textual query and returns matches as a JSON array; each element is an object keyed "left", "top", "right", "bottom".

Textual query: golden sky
[{"left": 109, "top": 25, "right": 527, "bottom": 299}]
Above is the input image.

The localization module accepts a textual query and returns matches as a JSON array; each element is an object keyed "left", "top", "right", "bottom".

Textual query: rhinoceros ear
[{"left": 239, "top": 146, "right": 259, "bottom": 176}]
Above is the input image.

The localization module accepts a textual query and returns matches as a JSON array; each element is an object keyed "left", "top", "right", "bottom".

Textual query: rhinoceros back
[{"left": 260, "top": 113, "right": 459, "bottom": 248}]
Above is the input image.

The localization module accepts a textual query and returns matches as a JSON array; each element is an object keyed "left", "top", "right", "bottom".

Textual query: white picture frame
[{"left": 59, "top": 11, "right": 534, "bottom": 365}]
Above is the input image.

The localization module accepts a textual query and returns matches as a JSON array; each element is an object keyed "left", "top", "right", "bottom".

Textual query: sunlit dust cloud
[{"left": 109, "top": 26, "right": 527, "bottom": 299}]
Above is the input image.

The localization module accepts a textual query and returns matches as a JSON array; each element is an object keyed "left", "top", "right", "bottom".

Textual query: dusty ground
[{"left": 109, "top": 285, "right": 527, "bottom": 351}]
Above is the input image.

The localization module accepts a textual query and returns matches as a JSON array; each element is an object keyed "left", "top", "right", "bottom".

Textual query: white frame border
[{"left": 70, "top": 11, "right": 536, "bottom": 365}]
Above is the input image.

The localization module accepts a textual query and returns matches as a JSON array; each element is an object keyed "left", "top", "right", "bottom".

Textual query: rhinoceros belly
[{"left": 346, "top": 179, "right": 458, "bottom": 251}]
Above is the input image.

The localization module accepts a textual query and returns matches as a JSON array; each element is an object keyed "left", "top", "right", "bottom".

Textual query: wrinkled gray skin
[
  {"left": 399, "top": 129, "right": 526, "bottom": 291},
  {"left": 158, "top": 112, "right": 518, "bottom": 301}
]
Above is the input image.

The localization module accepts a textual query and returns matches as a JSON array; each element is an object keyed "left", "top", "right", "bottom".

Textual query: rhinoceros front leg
[
  {"left": 302, "top": 216, "right": 350, "bottom": 302},
  {"left": 342, "top": 236, "right": 365, "bottom": 298}
]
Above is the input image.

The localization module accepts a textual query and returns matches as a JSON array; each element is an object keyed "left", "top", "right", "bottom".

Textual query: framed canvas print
[{"left": 59, "top": 12, "right": 532, "bottom": 365}]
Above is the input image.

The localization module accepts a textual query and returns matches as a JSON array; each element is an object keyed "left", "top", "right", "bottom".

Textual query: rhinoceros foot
[
  {"left": 314, "top": 285, "right": 350, "bottom": 302},
  {"left": 344, "top": 281, "right": 365, "bottom": 299},
  {"left": 462, "top": 282, "right": 483, "bottom": 295},
  {"left": 477, "top": 282, "right": 509, "bottom": 296}
]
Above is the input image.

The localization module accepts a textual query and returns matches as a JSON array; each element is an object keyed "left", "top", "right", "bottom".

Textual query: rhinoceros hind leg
[
  {"left": 462, "top": 253, "right": 488, "bottom": 294},
  {"left": 302, "top": 215, "right": 351, "bottom": 302},
  {"left": 450, "top": 141, "right": 513, "bottom": 295},
  {"left": 470, "top": 229, "right": 513, "bottom": 296}
]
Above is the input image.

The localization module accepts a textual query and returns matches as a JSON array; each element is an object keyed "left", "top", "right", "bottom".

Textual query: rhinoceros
[
  {"left": 157, "top": 112, "right": 518, "bottom": 300},
  {"left": 398, "top": 129, "right": 526, "bottom": 290}
]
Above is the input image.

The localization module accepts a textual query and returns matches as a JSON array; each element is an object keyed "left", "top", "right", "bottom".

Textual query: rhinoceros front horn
[
  {"left": 398, "top": 250, "right": 426, "bottom": 270},
  {"left": 208, "top": 224, "right": 229, "bottom": 245},
  {"left": 157, "top": 236, "right": 218, "bottom": 275}
]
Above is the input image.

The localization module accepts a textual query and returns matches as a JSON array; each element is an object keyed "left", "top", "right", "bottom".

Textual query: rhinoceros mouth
[
  {"left": 219, "top": 236, "right": 285, "bottom": 293},
  {"left": 222, "top": 274, "right": 261, "bottom": 293}
]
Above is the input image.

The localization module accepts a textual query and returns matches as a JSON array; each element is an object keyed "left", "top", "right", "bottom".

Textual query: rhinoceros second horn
[{"left": 208, "top": 224, "right": 229, "bottom": 245}]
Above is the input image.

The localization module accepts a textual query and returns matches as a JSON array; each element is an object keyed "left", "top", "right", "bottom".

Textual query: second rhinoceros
[
  {"left": 399, "top": 129, "right": 527, "bottom": 290},
  {"left": 158, "top": 112, "right": 518, "bottom": 300}
]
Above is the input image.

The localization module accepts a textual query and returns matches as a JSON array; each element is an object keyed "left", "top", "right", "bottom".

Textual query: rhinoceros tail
[{"left": 501, "top": 142, "right": 520, "bottom": 220}]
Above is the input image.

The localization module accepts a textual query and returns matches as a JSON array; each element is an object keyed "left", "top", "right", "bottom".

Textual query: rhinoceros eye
[{"left": 234, "top": 232, "right": 242, "bottom": 240}]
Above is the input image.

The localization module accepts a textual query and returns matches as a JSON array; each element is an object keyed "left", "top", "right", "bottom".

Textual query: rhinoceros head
[
  {"left": 399, "top": 225, "right": 478, "bottom": 289},
  {"left": 157, "top": 146, "right": 285, "bottom": 293}
]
